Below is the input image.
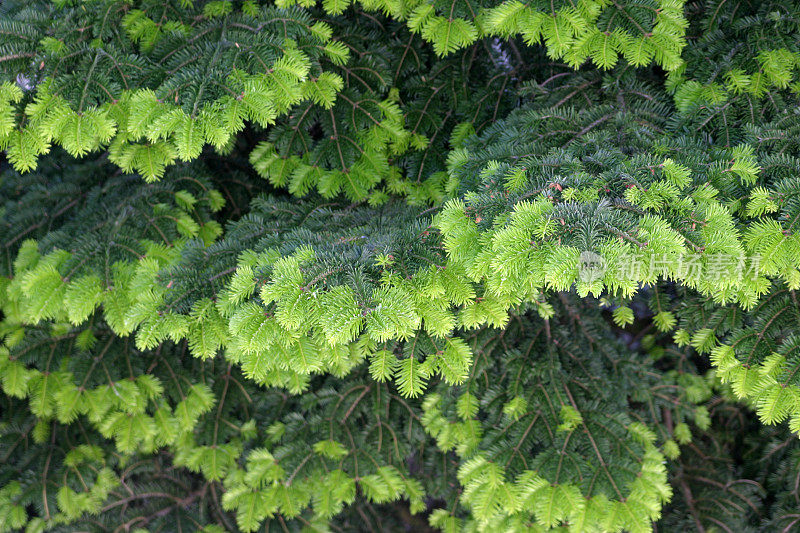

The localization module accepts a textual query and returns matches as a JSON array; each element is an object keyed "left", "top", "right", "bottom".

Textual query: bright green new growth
[
  {"left": 3, "top": 0, "right": 800, "bottom": 532},
  {"left": 0, "top": 1, "right": 345, "bottom": 179}
]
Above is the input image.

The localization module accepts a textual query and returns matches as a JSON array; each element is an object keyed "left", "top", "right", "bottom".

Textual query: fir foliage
[{"left": 4, "top": 0, "right": 800, "bottom": 532}]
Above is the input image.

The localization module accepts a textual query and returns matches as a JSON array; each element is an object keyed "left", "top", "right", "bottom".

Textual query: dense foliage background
[{"left": 2, "top": 0, "right": 800, "bottom": 531}]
